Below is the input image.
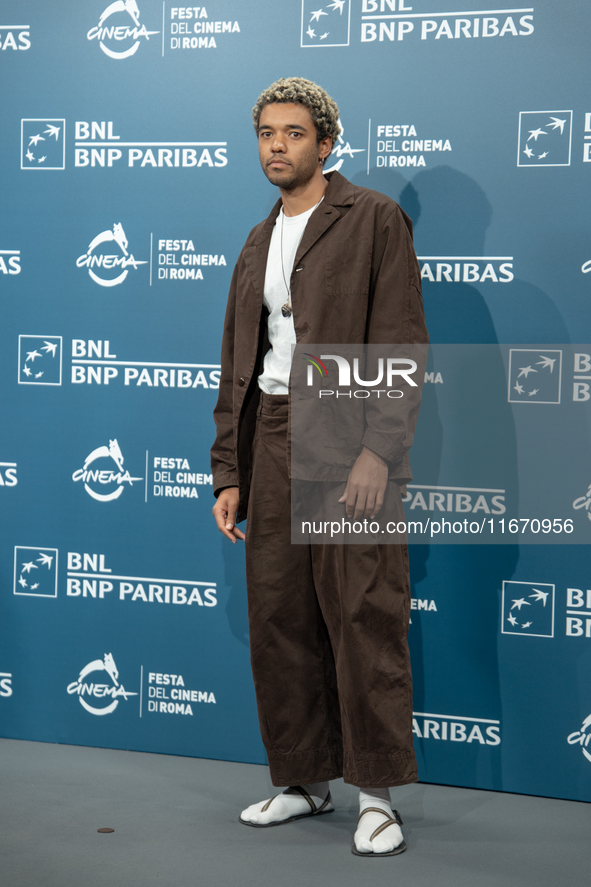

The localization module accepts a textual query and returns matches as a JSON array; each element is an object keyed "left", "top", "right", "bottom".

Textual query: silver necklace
[{"left": 279, "top": 198, "right": 323, "bottom": 318}]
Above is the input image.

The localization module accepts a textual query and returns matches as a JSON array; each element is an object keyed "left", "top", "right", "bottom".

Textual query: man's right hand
[{"left": 212, "top": 486, "right": 245, "bottom": 543}]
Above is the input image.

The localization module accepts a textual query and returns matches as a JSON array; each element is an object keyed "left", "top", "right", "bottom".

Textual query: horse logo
[
  {"left": 67, "top": 653, "right": 137, "bottom": 716},
  {"left": 76, "top": 223, "right": 147, "bottom": 288},
  {"left": 324, "top": 120, "right": 365, "bottom": 174},
  {"left": 83, "top": 439, "right": 125, "bottom": 474},
  {"left": 72, "top": 438, "right": 143, "bottom": 502},
  {"left": 77, "top": 653, "right": 120, "bottom": 687},
  {"left": 88, "top": 1, "right": 159, "bottom": 60},
  {"left": 98, "top": 1, "right": 141, "bottom": 30}
]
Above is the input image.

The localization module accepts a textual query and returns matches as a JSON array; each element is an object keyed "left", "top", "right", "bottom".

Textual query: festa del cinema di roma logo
[
  {"left": 72, "top": 439, "right": 143, "bottom": 501},
  {"left": 87, "top": 1, "right": 158, "bottom": 59},
  {"left": 76, "top": 223, "right": 147, "bottom": 287},
  {"left": 568, "top": 712, "right": 591, "bottom": 764},
  {"left": 67, "top": 653, "right": 137, "bottom": 715}
]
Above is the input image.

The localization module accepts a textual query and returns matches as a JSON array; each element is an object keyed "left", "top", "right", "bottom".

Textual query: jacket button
[{"left": 238, "top": 377, "right": 246, "bottom": 387}]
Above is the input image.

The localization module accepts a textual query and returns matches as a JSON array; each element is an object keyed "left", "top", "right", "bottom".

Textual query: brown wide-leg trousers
[{"left": 244, "top": 392, "right": 418, "bottom": 788}]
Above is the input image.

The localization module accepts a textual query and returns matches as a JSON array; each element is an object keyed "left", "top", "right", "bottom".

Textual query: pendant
[{"left": 281, "top": 303, "right": 292, "bottom": 318}]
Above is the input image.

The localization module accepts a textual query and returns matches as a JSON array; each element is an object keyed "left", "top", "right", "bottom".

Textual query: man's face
[{"left": 258, "top": 102, "right": 332, "bottom": 191}]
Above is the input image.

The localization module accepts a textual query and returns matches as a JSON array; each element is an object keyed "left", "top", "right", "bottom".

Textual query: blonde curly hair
[{"left": 252, "top": 77, "right": 341, "bottom": 154}]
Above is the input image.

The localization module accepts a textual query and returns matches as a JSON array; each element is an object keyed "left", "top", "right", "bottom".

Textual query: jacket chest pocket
[{"left": 325, "top": 239, "right": 372, "bottom": 296}]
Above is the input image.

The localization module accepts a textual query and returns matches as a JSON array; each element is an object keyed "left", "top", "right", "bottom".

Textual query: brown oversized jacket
[{"left": 211, "top": 170, "right": 428, "bottom": 523}]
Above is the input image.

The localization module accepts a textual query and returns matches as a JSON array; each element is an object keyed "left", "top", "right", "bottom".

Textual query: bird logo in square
[
  {"left": 507, "top": 349, "right": 561, "bottom": 403},
  {"left": 501, "top": 581, "right": 555, "bottom": 637},
  {"left": 14, "top": 547, "right": 58, "bottom": 598},
  {"left": 517, "top": 111, "right": 572, "bottom": 167},
  {"left": 21, "top": 119, "right": 66, "bottom": 169},
  {"left": 301, "top": 1, "right": 350, "bottom": 47},
  {"left": 18, "top": 336, "right": 62, "bottom": 385}
]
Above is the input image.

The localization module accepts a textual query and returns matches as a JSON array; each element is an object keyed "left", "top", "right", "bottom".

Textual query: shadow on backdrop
[{"left": 352, "top": 165, "right": 529, "bottom": 789}]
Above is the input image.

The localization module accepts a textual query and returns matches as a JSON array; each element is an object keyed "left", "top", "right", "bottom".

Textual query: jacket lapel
[
  {"left": 242, "top": 171, "right": 355, "bottom": 297},
  {"left": 241, "top": 200, "right": 281, "bottom": 307},
  {"left": 294, "top": 170, "right": 355, "bottom": 266},
  {"left": 294, "top": 207, "right": 340, "bottom": 267}
]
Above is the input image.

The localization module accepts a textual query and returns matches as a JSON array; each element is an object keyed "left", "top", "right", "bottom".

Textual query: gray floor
[{"left": 0, "top": 738, "right": 589, "bottom": 887}]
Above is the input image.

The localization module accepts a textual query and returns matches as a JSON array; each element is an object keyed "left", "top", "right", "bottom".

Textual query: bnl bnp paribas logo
[
  {"left": 87, "top": 1, "right": 158, "bottom": 59},
  {"left": 20, "top": 120, "right": 65, "bottom": 170},
  {"left": 507, "top": 349, "right": 562, "bottom": 404},
  {"left": 302, "top": 2, "right": 535, "bottom": 46},
  {"left": 76, "top": 223, "right": 147, "bottom": 287},
  {"left": 13, "top": 547, "right": 59, "bottom": 598},
  {"left": 301, "top": 0, "right": 351, "bottom": 47},
  {"left": 72, "top": 439, "right": 143, "bottom": 502},
  {"left": 21, "top": 119, "right": 228, "bottom": 170},
  {"left": 18, "top": 336, "right": 62, "bottom": 386},
  {"left": 517, "top": 111, "right": 573, "bottom": 167},
  {"left": 501, "top": 581, "right": 555, "bottom": 638},
  {"left": 67, "top": 653, "right": 138, "bottom": 715}
]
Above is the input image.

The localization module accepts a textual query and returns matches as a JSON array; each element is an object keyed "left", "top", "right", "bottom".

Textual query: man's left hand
[{"left": 338, "top": 446, "right": 388, "bottom": 520}]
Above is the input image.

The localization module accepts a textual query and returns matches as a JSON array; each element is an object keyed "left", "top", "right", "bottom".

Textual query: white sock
[
  {"left": 240, "top": 781, "right": 331, "bottom": 825},
  {"left": 354, "top": 787, "right": 404, "bottom": 854}
]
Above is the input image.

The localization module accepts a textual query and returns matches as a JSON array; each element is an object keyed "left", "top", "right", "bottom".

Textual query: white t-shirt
[{"left": 258, "top": 203, "right": 318, "bottom": 394}]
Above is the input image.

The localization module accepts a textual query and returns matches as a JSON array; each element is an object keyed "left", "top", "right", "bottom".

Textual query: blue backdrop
[{"left": 1, "top": 0, "right": 591, "bottom": 803}]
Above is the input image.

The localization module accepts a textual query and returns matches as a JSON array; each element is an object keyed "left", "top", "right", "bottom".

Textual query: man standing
[{"left": 211, "top": 78, "right": 428, "bottom": 856}]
